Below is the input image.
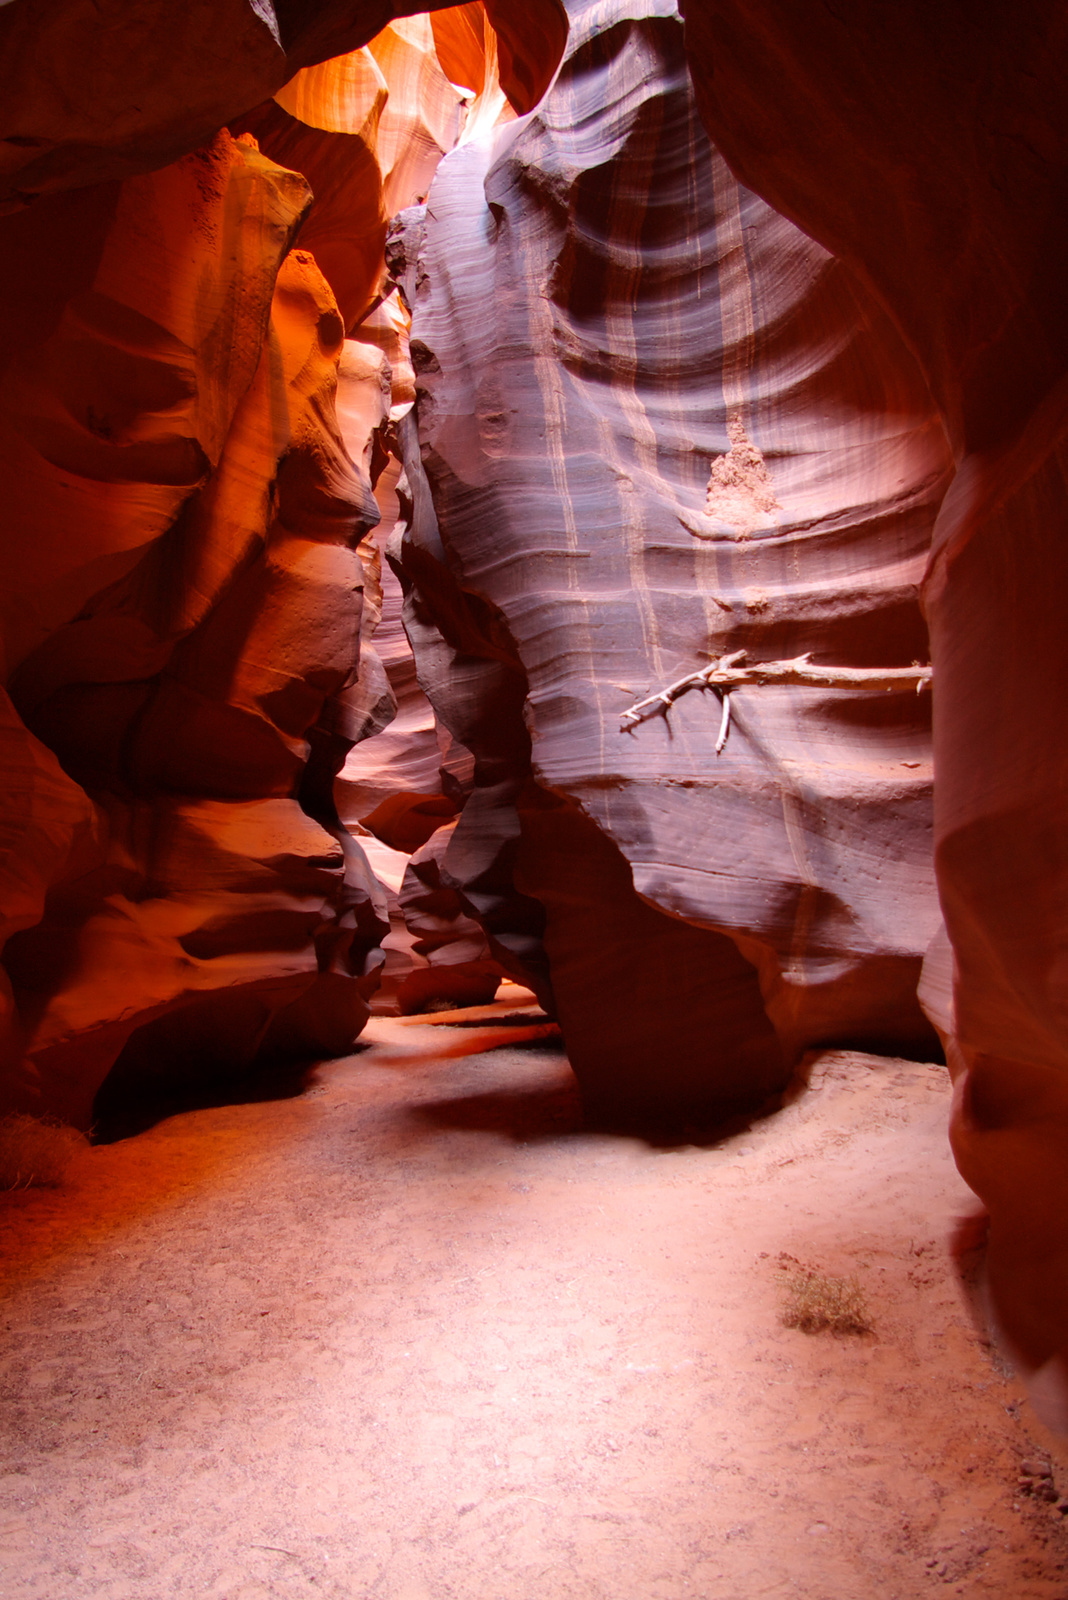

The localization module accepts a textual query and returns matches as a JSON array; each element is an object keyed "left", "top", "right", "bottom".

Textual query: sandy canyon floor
[{"left": 0, "top": 1015, "right": 1067, "bottom": 1599}]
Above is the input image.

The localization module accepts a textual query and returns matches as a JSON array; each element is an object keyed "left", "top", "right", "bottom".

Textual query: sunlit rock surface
[
  {"left": 393, "top": 0, "right": 951, "bottom": 1117},
  {"left": 0, "top": 134, "right": 388, "bottom": 1125},
  {"left": 0, "top": 0, "right": 569, "bottom": 1121},
  {"left": 333, "top": 306, "right": 466, "bottom": 823}
]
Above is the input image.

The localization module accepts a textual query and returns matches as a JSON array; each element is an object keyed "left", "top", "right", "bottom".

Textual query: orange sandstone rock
[
  {"left": 233, "top": 6, "right": 527, "bottom": 333},
  {"left": 0, "top": 133, "right": 310, "bottom": 674},
  {"left": 0, "top": 0, "right": 567, "bottom": 211},
  {"left": 0, "top": 135, "right": 391, "bottom": 1124}
]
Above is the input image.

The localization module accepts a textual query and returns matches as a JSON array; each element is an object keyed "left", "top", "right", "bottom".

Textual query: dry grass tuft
[
  {"left": 780, "top": 1264, "right": 872, "bottom": 1336},
  {"left": 0, "top": 1114, "right": 88, "bottom": 1190}
]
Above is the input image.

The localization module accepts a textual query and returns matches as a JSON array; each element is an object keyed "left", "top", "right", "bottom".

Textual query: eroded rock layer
[
  {"left": 395, "top": 0, "right": 951, "bottom": 1116},
  {"left": 3, "top": 0, "right": 1068, "bottom": 1436},
  {"left": 0, "top": 132, "right": 389, "bottom": 1126},
  {"left": 0, "top": 2, "right": 571, "bottom": 1123}
]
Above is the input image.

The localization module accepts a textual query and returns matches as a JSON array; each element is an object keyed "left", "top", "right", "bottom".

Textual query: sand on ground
[{"left": 1, "top": 1019, "right": 1067, "bottom": 1599}]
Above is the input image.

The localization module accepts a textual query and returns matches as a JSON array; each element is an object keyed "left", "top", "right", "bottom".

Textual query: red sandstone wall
[
  {"left": 0, "top": 0, "right": 566, "bottom": 208},
  {"left": 681, "top": 0, "right": 1068, "bottom": 1420},
  {"left": 0, "top": 134, "right": 388, "bottom": 1126},
  {"left": 0, "top": 3, "right": 567, "bottom": 1124}
]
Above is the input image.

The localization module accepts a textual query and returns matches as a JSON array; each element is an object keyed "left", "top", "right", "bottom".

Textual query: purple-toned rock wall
[{"left": 394, "top": 0, "right": 951, "bottom": 1117}]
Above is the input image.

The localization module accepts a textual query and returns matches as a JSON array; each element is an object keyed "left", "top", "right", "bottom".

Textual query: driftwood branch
[{"left": 619, "top": 650, "right": 932, "bottom": 744}]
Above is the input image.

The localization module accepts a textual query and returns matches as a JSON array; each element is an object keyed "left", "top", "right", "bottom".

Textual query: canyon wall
[
  {"left": 0, "top": 0, "right": 955, "bottom": 1129},
  {"left": 0, "top": 2, "right": 566, "bottom": 1125},
  {"left": 3, "top": 0, "right": 1068, "bottom": 1416},
  {"left": 0, "top": 0, "right": 566, "bottom": 209},
  {"left": 680, "top": 0, "right": 1068, "bottom": 1416},
  {"left": 0, "top": 134, "right": 389, "bottom": 1127},
  {"left": 393, "top": 0, "right": 952, "bottom": 1119}
]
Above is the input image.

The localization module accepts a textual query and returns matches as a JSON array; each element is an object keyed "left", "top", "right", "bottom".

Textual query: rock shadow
[
  {"left": 406, "top": 1068, "right": 780, "bottom": 1152},
  {"left": 90, "top": 1057, "right": 339, "bottom": 1144}
]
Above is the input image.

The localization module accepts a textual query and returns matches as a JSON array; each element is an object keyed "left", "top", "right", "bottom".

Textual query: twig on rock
[
  {"left": 619, "top": 650, "right": 932, "bottom": 752},
  {"left": 618, "top": 649, "right": 746, "bottom": 733},
  {"left": 714, "top": 692, "right": 732, "bottom": 755}
]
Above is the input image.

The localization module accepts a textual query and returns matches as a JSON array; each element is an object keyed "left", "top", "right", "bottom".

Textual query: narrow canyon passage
[{"left": 0, "top": 1031, "right": 1065, "bottom": 1600}]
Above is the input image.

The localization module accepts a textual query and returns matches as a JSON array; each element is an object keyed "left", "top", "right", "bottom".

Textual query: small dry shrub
[
  {"left": 0, "top": 1114, "right": 87, "bottom": 1190},
  {"left": 780, "top": 1265, "right": 872, "bottom": 1336}
]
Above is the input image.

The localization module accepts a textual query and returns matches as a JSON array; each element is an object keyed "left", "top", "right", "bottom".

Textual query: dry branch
[{"left": 619, "top": 650, "right": 932, "bottom": 742}]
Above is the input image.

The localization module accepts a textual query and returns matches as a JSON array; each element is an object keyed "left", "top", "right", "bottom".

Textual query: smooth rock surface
[
  {"left": 396, "top": 0, "right": 951, "bottom": 1114},
  {"left": 0, "top": 4, "right": 570, "bottom": 1124}
]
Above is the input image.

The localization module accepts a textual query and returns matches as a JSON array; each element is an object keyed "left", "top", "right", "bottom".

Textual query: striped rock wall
[{"left": 395, "top": 0, "right": 954, "bottom": 1118}]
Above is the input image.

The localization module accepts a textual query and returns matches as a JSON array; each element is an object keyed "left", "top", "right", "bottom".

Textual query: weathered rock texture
[
  {"left": 231, "top": 15, "right": 478, "bottom": 332},
  {"left": 234, "top": 15, "right": 533, "bottom": 1026},
  {"left": 680, "top": 0, "right": 1068, "bottom": 1426},
  {"left": 394, "top": 0, "right": 951, "bottom": 1118},
  {"left": 333, "top": 302, "right": 470, "bottom": 825}
]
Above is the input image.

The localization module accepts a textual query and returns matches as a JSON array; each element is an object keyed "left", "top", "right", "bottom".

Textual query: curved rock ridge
[
  {"left": 0, "top": 133, "right": 310, "bottom": 674},
  {"left": 232, "top": 13, "right": 477, "bottom": 332},
  {"left": 0, "top": 0, "right": 568, "bottom": 212},
  {"left": 681, "top": 0, "right": 1068, "bottom": 1419},
  {"left": 395, "top": 0, "right": 953, "bottom": 1113},
  {"left": 2, "top": 0, "right": 1067, "bottom": 1426},
  {"left": 0, "top": 0, "right": 575, "bottom": 1121},
  {"left": 0, "top": 133, "right": 390, "bottom": 1126},
  {"left": 234, "top": 7, "right": 542, "bottom": 899}
]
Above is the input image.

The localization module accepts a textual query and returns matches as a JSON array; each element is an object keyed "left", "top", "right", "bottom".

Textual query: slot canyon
[{"left": 0, "top": 0, "right": 1067, "bottom": 1594}]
